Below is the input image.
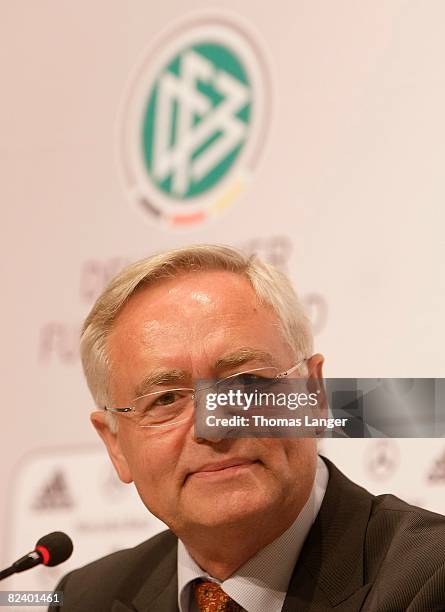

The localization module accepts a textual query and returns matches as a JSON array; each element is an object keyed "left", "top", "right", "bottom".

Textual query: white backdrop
[{"left": 2, "top": 0, "right": 445, "bottom": 596}]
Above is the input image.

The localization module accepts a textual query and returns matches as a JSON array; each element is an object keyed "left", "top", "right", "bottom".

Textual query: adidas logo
[{"left": 31, "top": 470, "right": 74, "bottom": 511}]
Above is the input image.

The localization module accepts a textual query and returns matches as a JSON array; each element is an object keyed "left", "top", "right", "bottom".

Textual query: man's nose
[{"left": 189, "top": 391, "right": 226, "bottom": 444}]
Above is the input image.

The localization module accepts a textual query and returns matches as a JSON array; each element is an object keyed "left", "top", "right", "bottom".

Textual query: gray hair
[{"left": 80, "top": 244, "right": 313, "bottom": 429}]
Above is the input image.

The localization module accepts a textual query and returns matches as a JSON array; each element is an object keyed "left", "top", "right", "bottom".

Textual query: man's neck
[{"left": 178, "top": 500, "right": 306, "bottom": 580}]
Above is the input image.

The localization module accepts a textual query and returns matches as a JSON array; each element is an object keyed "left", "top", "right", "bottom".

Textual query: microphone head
[{"left": 35, "top": 532, "right": 73, "bottom": 567}]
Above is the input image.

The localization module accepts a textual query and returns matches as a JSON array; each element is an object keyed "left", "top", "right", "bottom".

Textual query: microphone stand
[{"left": 0, "top": 551, "right": 42, "bottom": 581}]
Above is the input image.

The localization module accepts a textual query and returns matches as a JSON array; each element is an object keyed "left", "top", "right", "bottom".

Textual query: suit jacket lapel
[
  {"left": 133, "top": 571, "right": 178, "bottom": 612},
  {"left": 283, "top": 457, "right": 373, "bottom": 610},
  {"left": 111, "top": 531, "right": 179, "bottom": 612}
]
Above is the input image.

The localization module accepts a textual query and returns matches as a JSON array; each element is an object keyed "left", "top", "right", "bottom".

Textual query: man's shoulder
[
  {"left": 368, "top": 490, "right": 445, "bottom": 557},
  {"left": 372, "top": 488, "right": 445, "bottom": 522},
  {"left": 300, "top": 457, "right": 445, "bottom": 609},
  {"left": 325, "top": 456, "right": 445, "bottom": 554},
  {"left": 364, "top": 492, "right": 445, "bottom": 608},
  {"left": 55, "top": 529, "right": 177, "bottom": 610}
]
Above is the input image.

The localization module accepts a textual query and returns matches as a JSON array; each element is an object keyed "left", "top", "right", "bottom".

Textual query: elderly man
[{"left": 54, "top": 245, "right": 445, "bottom": 612}]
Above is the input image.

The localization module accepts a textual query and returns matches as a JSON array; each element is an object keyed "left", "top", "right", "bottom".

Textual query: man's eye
[
  {"left": 236, "top": 374, "right": 260, "bottom": 385},
  {"left": 152, "top": 391, "right": 180, "bottom": 407},
  {"left": 237, "top": 373, "right": 264, "bottom": 384},
  {"left": 137, "top": 390, "right": 192, "bottom": 415},
  {"left": 137, "top": 392, "right": 180, "bottom": 414}
]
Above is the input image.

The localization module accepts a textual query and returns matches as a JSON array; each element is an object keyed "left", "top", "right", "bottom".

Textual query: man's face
[{"left": 92, "top": 270, "right": 319, "bottom": 535}]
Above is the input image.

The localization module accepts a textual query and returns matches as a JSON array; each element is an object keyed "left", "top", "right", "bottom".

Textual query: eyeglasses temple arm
[{"left": 277, "top": 358, "right": 307, "bottom": 378}]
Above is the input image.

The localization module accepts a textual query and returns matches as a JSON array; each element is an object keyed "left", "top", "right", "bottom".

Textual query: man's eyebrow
[
  {"left": 133, "top": 369, "right": 189, "bottom": 398},
  {"left": 132, "top": 350, "right": 278, "bottom": 397},
  {"left": 213, "top": 348, "right": 279, "bottom": 371}
]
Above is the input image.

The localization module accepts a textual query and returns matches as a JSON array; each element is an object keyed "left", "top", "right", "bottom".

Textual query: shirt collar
[{"left": 177, "top": 455, "right": 329, "bottom": 612}]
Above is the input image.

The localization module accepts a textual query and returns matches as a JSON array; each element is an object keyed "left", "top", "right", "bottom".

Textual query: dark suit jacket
[{"left": 53, "top": 457, "right": 445, "bottom": 611}]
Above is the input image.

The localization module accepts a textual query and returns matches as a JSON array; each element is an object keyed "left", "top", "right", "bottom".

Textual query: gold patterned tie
[{"left": 193, "top": 580, "right": 243, "bottom": 612}]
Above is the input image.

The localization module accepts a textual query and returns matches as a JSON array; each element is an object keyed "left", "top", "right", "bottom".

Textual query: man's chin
[{"left": 180, "top": 485, "right": 278, "bottom": 529}]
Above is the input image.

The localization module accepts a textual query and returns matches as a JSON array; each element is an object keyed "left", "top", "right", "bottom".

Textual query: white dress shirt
[{"left": 177, "top": 455, "right": 329, "bottom": 612}]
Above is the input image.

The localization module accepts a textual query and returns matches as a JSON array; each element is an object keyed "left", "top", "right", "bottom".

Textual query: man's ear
[
  {"left": 90, "top": 411, "right": 133, "bottom": 484},
  {"left": 306, "top": 353, "right": 328, "bottom": 426},
  {"left": 307, "top": 352, "right": 324, "bottom": 380}
]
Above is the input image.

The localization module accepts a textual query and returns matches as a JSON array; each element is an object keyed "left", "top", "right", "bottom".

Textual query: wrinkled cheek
[
  {"left": 283, "top": 438, "right": 317, "bottom": 459},
  {"left": 132, "top": 454, "right": 178, "bottom": 512},
  {"left": 121, "top": 428, "right": 187, "bottom": 519},
  {"left": 132, "top": 470, "right": 170, "bottom": 516}
]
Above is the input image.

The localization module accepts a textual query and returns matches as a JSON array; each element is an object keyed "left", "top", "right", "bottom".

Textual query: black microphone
[{"left": 0, "top": 532, "right": 73, "bottom": 581}]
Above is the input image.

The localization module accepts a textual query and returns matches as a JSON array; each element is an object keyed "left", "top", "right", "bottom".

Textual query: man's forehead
[
  {"left": 112, "top": 270, "right": 263, "bottom": 331},
  {"left": 130, "top": 269, "right": 256, "bottom": 305},
  {"left": 106, "top": 270, "right": 289, "bottom": 397}
]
